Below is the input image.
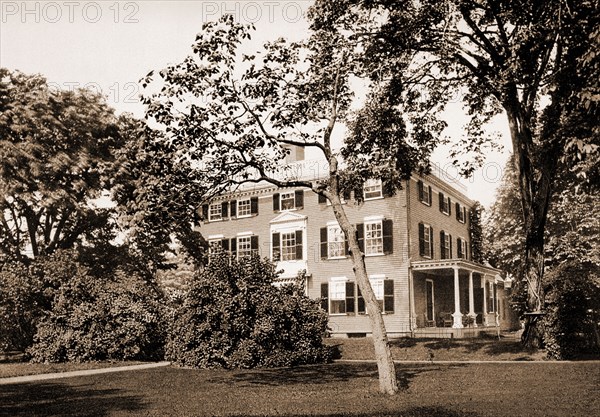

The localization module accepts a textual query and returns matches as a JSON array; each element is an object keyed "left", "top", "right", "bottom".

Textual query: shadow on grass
[
  {"left": 0, "top": 382, "right": 145, "bottom": 416},
  {"left": 207, "top": 363, "right": 451, "bottom": 392},
  {"left": 241, "top": 407, "right": 480, "bottom": 417}
]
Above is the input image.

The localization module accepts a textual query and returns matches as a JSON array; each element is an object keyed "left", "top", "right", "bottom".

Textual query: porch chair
[
  {"left": 423, "top": 313, "right": 435, "bottom": 327},
  {"left": 439, "top": 312, "right": 453, "bottom": 327}
]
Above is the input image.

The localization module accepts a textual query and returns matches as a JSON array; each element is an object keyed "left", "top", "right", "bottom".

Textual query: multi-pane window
[
  {"left": 456, "top": 202, "right": 467, "bottom": 223},
  {"left": 457, "top": 237, "right": 468, "bottom": 259},
  {"left": 419, "top": 223, "right": 433, "bottom": 258},
  {"left": 208, "top": 239, "right": 222, "bottom": 256},
  {"left": 488, "top": 281, "right": 496, "bottom": 313},
  {"left": 280, "top": 192, "right": 295, "bottom": 210},
  {"left": 237, "top": 199, "right": 251, "bottom": 217},
  {"left": 418, "top": 180, "right": 432, "bottom": 205},
  {"left": 328, "top": 225, "right": 345, "bottom": 258},
  {"left": 364, "top": 179, "right": 383, "bottom": 200},
  {"left": 365, "top": 221, "right": 383, "bottom": 255},
  {"left": 209, "top": 203, "right": 222, "bottom": 221},
  {"left": 440, "top": 231, "right": 452, "bottom": 259},
  {"left": 329, "top": 280, "right": 346, "bottom": 314},
  {"left": 237, "top": 236, "right": 252, "bottom": 258},
  {"left": 439, "top": 192, "right": 451, "bottom": 215},
  {"left": 370, "top": 278, "right": 384, "bottom": 311},
  {"left": 281, "top": 232, "right": 297, "bottom": 261}
]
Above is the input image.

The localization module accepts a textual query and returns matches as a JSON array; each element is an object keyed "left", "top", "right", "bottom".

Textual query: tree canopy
[{"left": 0, "top": 68, "right": 123, "bottom": 264}]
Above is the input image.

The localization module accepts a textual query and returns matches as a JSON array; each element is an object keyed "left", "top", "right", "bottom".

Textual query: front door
[{"left": 426, "top": 279, "right": 435, "bottom": 322}]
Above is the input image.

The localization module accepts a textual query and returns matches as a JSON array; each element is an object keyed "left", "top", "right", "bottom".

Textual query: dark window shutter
[
  {"left": 418, "top": 223, "right": 425, "bottom": 256},
  {"left": 356, "top": 223, "right": 365, "bottom": 253},
  {"left": 357, "top": 286, "right": 365, "bottom": 314},
  {"left": 273, "top": 193, "right": 280, "bottom": 212},
  {"left": 448, "top": 197, "right": 452, "bottom": 215},
  {"left": 384, "top": 280, "right": 394, "bottom": 313},
  {"left": 230, "top": 238, "right": 237, "bottom": 259},
  {"left": 221, "top": 201, "right": 229, "bottom": 219},
  {"left": 456, "top": 202, "right": 461, "bottom": 220},
  {"left": 250, "top": 197, "right": 259, "bottom": 215},
  {"left": 418, "top": 180, "right": 424, "bottom": 201},
  {"left": 193, "top": 210, "right": 201, "bottom": 226},
  {"left": 202, "top": 204, "right": 209, "bottom": 221},
  {"left": 428, "top": 186, "right": 432, "bottom": 204},
  {"left": 382, "top": 219, "right": 393, "bottom": 254},
  {"left": 295, "top": 230, "right": 303, "bottom": 260},
  {"left": 382, "top": 181, "right": 393, "bottom": 197},
  {"left": 344, "top": 238, "right": 349, "bottom": 256},
  {"left": 222, "top": 238, "right": 229, "bottom": 252},
  {"left": 251, "top": 236, "right": 259, "bottom": 254},
  {"left": 321, "top": 283, "right": 329, "bottom": 312},
  {"left": 318, "top": 193, "right": 327, "bottom": 204},
  {"left": 457, "top": 238, "right": 463, "bottom": 258},
  {"left": 449, "top": 234, "right": 453, "bottom": 258},
  {"left": 463, "top": 207, "right": 467, "bottom": 223},
  {"left": 295, "top": 190, "right": 304, "bottom": 209},
  {"left": 272, "top": 232, "right": 280, "bottom": 261},
  {"left": 320, "top": 227, "right": 328, "bottom": 259},
  {"left": 440, "top": 231, "right": 445, "bottom": 259},
  {"left": 429, "top": 226, "right": 434, "bottom": 258},
  {"left": 230, "top": 200, "right": 237, "bottom": 218},
  {"left": 439, "top": 192, "right": 445, "bottom": 212},
  {"left": 345, "top": 282, "right": 355, "bottom": 314},
  {"left": 342, "top": 188, "right": 351, "bottom": 201}
]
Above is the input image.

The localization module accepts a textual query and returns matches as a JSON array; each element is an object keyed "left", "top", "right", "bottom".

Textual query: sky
[{"left": 0, "top": 0, "right": 511, "bottom": 207}]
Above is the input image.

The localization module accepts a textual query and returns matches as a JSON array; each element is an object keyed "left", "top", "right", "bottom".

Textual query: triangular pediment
[{"left": 270, "top": 211, "right": 307, "bottom": 224}]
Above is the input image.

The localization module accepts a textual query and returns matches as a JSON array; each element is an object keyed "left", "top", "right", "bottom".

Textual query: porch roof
[{"left": 411, "top": 259, "right": 503, "bottom": 281}]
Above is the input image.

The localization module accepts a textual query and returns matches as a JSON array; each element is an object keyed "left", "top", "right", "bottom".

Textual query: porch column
[
  {"left": 452, "top": 267, "right": 463, "bottom": 328},
  {"left": 468, "top": 271, "right": 477, "bottom": 327},
  {"left": 482, "top": 275, "right": 489, "bottom": 326}
]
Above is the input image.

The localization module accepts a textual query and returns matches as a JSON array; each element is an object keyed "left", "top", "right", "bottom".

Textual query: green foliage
[
  {"left": 543, "top": 262, "right": 600, "bottom": 359},
  {"left": 166, "top": 253, "right": 331, "bottom": 369}
]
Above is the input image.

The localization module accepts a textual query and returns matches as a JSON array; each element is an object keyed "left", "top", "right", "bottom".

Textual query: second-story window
[
  {"left": 457, "top": 237, "right": 467, "bottom": 259},
  {"left": 365, "top": 221, "right": 383, "bottom": 255},
  {"left": 418, "top": 180, "right": 432, "bottom": 206},
  {"left": 280, "top": 192, "right": 295, "bottom": 210},
  {"left": 363, "top": 179, "right": 383, "bottom": 200},
  {"left": 328, "top": 225, "right": 346, "bottom": 258},
  {"left": 237, "top": 199, "right": 252, "bottom": 217},
  {"left": 439, "top": 192, "right": 451, "bottom": 215},
  {"left": 419, "top": 223, "right": 434, "bottom": 258},
  {"left": 456, "top": 202, "right": 467, "bottom": 223},
  {"left": 440, "top": 231, "right": 452, "bottom": 259},
  {"left": 357, "top": 219, "right": 393, "bottom": 256},
  {"left": 272, "top": 230, "right": 303, "bottom": 261},
  {"left": 209, "top": 203, "right": 223, "bottom": 221}
]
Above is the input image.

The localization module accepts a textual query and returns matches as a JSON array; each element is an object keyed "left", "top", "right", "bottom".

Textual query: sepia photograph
[{"left": 1, "top": 1, "right": 599, "bottom": 416}]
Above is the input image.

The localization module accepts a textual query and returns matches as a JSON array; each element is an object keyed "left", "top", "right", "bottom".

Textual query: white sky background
[{"left": 0, "top": 0, "right": 511, "bottom": 207}]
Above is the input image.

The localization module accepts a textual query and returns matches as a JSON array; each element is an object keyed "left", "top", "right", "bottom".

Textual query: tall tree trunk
[{"left": 330, "top": 194, "right": 398, "bottom": 394}]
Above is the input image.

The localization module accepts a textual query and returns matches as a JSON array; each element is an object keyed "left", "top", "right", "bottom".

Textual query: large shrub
[
  {"left": 166, "top": 253, "right": 331, "bottom": 368},
  {"left": 544, "top": 262, "right": 600, "bottom": 359}
]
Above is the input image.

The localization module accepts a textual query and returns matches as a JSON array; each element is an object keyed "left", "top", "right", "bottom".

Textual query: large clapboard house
[{"left": 196, "top": 154, "right": 518, "bottom": 338}]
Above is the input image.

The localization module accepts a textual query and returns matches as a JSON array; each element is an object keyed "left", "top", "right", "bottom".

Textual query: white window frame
[
  {"left": 422, "top": 223, "right": 432, "bottom": 258},
  {"left": 280, "top": 192, "right": 295, "bottom": 210},
  {"left": 458, "top": 237, "right": 468, "bottom": 259},
  {"left": 329, "top": 276, "right": 347, "bottom": 315},
  {"left": 365, "top": 220, "right": 384, "bottom": 256},
  {"left": 363, "top": 179, "right": 383, "bottom": 200},
  {"left": 237, "top": 235, "right": 252, "bottom": 259},
  {"left": 208, "top": 237, "right": 223, "bottom": 258},
  {"left": 457, "top": 203, "right": 466, "bottom": 223},
  {"left": 488, "top": 281, "right": 496, "bottom": 313},
  {"left": 209, "top": 203, "right": 222, "bottom": 221},
  {"left": 327, "top": 224, "right": 345, "bottom": 259},
  {"left": 281, "top": 231, "right": 297, "bottom": 261},
  {"left": 420, "top": 182, "right": 432, "bottom": 206},
  {"left": 237, "top": 199, "right": 252, "bottom": 218},
  {"left": 441, "top": 231, "right": 451, "bottom": 259}
]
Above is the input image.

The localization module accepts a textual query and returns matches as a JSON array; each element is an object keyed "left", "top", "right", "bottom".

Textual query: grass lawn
[
  {"left": 325, "top": 334, "right": 551, "bottom": 362},
  {"left": 1, "top": 362, "right": 598, "bottom": 416},
  {"left": 0, "top": 361, "right": 147, "bottom": 379}
]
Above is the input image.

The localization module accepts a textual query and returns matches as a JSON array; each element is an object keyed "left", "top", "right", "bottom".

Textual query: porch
[{"left": 410, "top": 259, "right": 504, "bottom": 336}]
